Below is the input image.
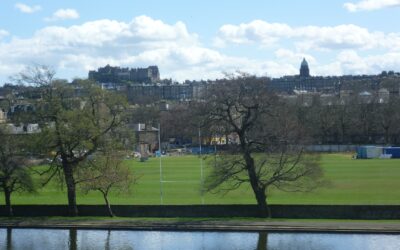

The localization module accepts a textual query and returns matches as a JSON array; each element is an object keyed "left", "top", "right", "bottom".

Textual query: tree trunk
[
  {"left": 69, "top": 229, "right": 77, "bottom": 250},
  {"left": 63, "top": 163, "right": 78, "bottom": 216},
  {"left": 243, "top": 152, "right": 269, "bottom": 217},
  {"left": 103, "top": 192, "right": 114, "bottom": 217},
  {"left": 105, "top": 230, "right": 111, "bottom": 250},
  {"left": 257, "top": 232, "right": 268, "bottom": 250},
  {"left": 6, "top": 227, "right": 12, "bottom": 250},
  {"left": 253, "top": 186, "right": 268, "bottom": 217},
  {"left": 341, "top": 123, "right": 346, "bottom": 144},
  {"left": 4, "top": 188, "right": 13, "bottom": 217},
  {"left": 384, "top": 127, "right": 390, "bottom": 145}
]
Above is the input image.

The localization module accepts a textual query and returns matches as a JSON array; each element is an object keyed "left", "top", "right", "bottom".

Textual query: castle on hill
[{"left": 88, "top": 65, "right": 160, "bottom": 84}]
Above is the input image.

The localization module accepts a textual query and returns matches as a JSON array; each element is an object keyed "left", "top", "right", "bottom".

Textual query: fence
[
  {"left": 1, "top": 205, "right": 400, "bottom": 219},
  {"left": 306, "top": 145, "right": 358, "bottom": 152}
]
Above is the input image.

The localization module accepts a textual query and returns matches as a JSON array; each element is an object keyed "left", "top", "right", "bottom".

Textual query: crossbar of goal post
[{"left": 160, "top": 180, "right": 200, "bottom": 183}]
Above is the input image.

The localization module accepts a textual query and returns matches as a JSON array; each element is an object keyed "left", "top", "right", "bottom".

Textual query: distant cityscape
[
  {"left": 2, "top": 59, "right": 399, "bottom": 146},
  {"left": 84, "top": 59, "right": 400, "bottom": 103},
  {"left": 1, "top": 59, "right": 400, "bottom": 106}
]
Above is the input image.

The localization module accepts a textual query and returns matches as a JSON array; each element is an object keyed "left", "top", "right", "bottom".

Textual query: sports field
[{"left": 7, "top": 153, "right": 400, "bottom": 205}]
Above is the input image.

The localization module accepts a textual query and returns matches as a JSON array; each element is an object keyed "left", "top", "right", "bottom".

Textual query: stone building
[
  {"left": 132, "top": 123, "right": 159, "bottom": 157},
  {"left": 127, "top": 83, "right": 193, "bottom": 103},
  {"left": 0, "top": 109, "right": 6, "bottom": 123},
  {"left": 86, "top": 61, "right": 400, "bottom": 103},
  {"left": 300, "top": 58, "right": 310, "bottom": 77},
  {"left": 89, "top": 65, "right": 160, "bottom": 84},
  {"left": 269, "top": 59, "right": 400, "bottom": 94}
]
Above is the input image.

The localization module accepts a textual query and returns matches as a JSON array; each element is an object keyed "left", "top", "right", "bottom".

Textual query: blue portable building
[
  {"left": 191, "top": 146, "right": 216, "bottom": 155},
  {"left": 356, "top": 147, "right": 368, "bottom": 159},
  {"left": 383, "top": 147, "right": 400, "bottom": 158},
  {"left": 357, "top": 146, "right": 400, "bottom": 159},
  {"left": 356, "top": 146, "right": 383, "bottom": 159}
]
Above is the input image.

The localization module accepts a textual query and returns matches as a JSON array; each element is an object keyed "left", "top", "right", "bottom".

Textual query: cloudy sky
[{"left": 1, "top": 0, "right": 400, "bottom": 83}]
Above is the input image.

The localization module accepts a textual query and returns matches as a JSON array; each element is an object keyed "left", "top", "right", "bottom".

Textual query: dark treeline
[
  {"left": 126, "top": 87, "right": 400, "bottom": 147},
  {"left": 296, "top": 93, "right": 400, "bottom": 145}
]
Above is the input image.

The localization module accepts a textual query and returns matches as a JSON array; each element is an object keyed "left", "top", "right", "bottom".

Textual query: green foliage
[
  {"left": 78, "top": 152, "right": 134, "bottom": 196},
  {"left": 35, "top": 79, "right": 128, "bottom": 160},
  {"left": 0, "top": 126, "right": 35, "bottom": 204},
  {"left": 0, "top": 162, "right": 35, "bottom": 194},
  {"left": 16, "top": 65, "right": 129, "bottom": 215}
]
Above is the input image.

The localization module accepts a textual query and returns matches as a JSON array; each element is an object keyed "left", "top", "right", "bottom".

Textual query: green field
[{"left": 5, "top": 153, "right": 400, "bottom": 205}]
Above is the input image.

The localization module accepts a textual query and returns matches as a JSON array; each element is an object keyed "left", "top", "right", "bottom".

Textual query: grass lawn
[{"left": 5, "top": 153, "right": 400, "bottom": 205}]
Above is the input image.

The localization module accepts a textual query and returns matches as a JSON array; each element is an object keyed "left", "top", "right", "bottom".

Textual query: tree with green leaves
[
  {"left": 0, "top": 126, "right": 35, "bottom": 216},
  {"left": 17, "top": 65, "right": 128, "bottom": 216},
  {"left": 78, "top": 150, "right": 135, "bottom": 217}
]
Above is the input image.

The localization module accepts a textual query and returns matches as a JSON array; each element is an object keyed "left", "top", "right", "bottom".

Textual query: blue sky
[{"left": 1, "top": 0, "right": 400, "bottom": 83}]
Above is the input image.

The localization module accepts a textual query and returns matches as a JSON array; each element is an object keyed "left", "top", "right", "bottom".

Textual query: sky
[{"left": 1, "top": 0, "right": 400, "bottom": 83}]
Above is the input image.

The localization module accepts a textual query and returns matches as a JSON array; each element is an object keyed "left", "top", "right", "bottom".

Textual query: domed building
[{"left": 300, "top": 58, "right": 310, "bottom": 77}]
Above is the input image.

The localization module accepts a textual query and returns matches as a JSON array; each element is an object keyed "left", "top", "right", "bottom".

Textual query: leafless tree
[
  {"left": 200, "top": 76, "right": 324, "bottom": 217},
  {"left": 375, "top": 96, "right": 400, "bottom": 144}
]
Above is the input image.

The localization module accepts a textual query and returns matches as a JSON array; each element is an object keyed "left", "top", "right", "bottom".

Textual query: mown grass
[{"left": 4, "top": 153, "right": 400, "bottom": 205}]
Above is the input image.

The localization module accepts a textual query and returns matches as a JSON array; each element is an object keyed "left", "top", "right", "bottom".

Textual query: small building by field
[
  {"left": 357, "top": 146, "right": 400, "bottom": 159},
  {"left": 383, "top": 147, "right": 400, "bottom": 158},
  {"left": 132, "top": 123, "right": 159, "bottom": 157}
]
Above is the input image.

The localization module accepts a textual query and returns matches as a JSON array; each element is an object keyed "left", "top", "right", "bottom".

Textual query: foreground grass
[{"left": 5, "top": 153, "right": 400, "bottom": 205}]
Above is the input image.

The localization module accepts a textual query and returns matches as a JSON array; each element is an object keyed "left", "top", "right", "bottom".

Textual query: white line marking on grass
[{"left": 161, "top": 180, "right": 200, "bottom": 183}]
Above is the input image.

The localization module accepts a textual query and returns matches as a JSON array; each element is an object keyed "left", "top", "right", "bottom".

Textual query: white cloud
[
  {"left": 216, "top": 20, "right": 400, "bottom": 52},
  {"left": 0, "top": 30, "right": 9, "bottom": 39},
  {"left": 274, "top": 49, "right": 316, "bottom": 65},
  {"left": 0, "top": 15, "right": 307, "bottom": 81},
  {"left": 311, "top": 50, "right": 400, "bottom": 76},
  {"left": 269, "top": 48, "right": 400, "bottom": 77},
  {"left": 294, "top": 24, "right": 389, "bottom": 51},
  {"left": 0, "top": 16, "right": 252, "bottom": 81},
  {"left": 2, "top": 15, "right": 400, "bottom": 82},
  {"left": 344, "top": 0, "right": 400, "bottom": 12},
  {"left": 15, "top": 3, "right": 42, "bottom": 13},
  {"left": 45, "top": 8, "right": 79, "bottom": 21},
  {"left": 214, "top": 20, "right": 291, "bottom": 47}
]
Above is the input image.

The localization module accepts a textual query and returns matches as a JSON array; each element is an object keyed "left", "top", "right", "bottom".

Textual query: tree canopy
[{"left": 17, "top": 65, "right": 128, "bottom": 216}]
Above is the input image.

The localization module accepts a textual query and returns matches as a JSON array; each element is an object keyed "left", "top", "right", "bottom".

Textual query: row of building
[
  {"left": 87, "top": 60, "right": 400, "bottom": 103},
  {"left": 88, "top": 65, "right": 160, "bottom": 84}
]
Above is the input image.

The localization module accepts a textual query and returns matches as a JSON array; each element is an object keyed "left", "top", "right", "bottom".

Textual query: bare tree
[
  {"left": 78, "top": 151, "right": 134, "bottom": 217},
  {"left": 160, "top": 103, "right": 200, "bottom": 143},
  {"left": 129, "top": 104, "right": 160, "bottom": 126},
  {"left": 375, "top": 96, "right": 400, "bottom": 144},
  {"left": 16, "top": 65, "right": 127, "bottom": 216},
  {"left": 0, "top": 126, "right": 35, "bottom": 216},
  {"left": 201, "top": 76, "right": 324, "bottom": 217}
]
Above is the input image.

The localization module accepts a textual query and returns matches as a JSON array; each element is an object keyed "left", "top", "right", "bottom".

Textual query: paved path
[{"left": 1, "top": 219, "right": 400, "bottom": 233}]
